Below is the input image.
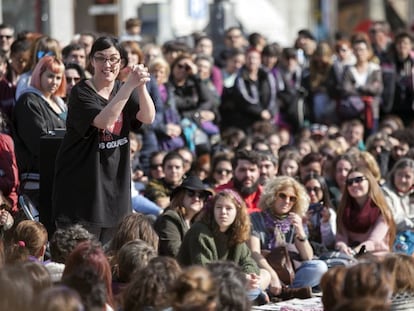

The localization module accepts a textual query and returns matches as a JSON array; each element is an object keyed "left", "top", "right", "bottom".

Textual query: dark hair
[
  {"left": 394, "top": 30, "right": 414, "bottom": 43},
  {"left": 123, "top": 256, "right": 182, "bottom": 311},
  {"left": 62, "top": 43, "right": 85, "bottom": 59},
  {"left": 162, "top": 40, "right": 191, "bottom": 55},
  {"left": 49, "top": 224, "right": 94, "bottom": 264},
  {"left": 63, "top": 240, "right": 114, "bottom": 307},
  {"left": 282, "top": 47, "right": 297, "bottom": 60},
  {"left": 302, "top": 173, "right": 334, "bottom": 209},
  {"left": 170, "top": 265, "right": 217, "bottom": 311},
  {"left": 89, "top": 36, "right": 128, "bottom": 68},
  {"left": 10, "top": 38, "right": 31, "bottom": 55},
  {"left": 298, "top": 29, "right": 315, "bottom": 41},
  {"left": 207, "top": 261, "right": 250, "bottom": 311},
  {"left": 64, "top": 62, "right": 86, "bottom": 80},
  {"left": 248, "top": 32, "right": 265, "bottom": 47},
  {"left": 62, "top": 265, "right": 107, "bottom": 310},
  {"left": 262, "top": 43, "right": 282, "bottom": 58},
  {"left": 232, "top": 149, "right": 262, "bottom": 169},
  {"left": 117, "top": 240, "right": 157, "bottom": 283},
  {"left": 163, "top": 150, "right": 185, "bottom": 168},
  {"left": 107, "top": 213, "right": 159, "bottom": 255}
]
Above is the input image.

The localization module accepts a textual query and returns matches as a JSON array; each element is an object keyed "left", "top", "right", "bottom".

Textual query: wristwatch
[{"left": 296, "top": 235, "right": 308, "bottom": 242}]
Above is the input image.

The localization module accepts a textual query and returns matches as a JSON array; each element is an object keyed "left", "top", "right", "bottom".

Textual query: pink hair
[{"left": 30, "top": 55, "right": 66, "bottom": 97}]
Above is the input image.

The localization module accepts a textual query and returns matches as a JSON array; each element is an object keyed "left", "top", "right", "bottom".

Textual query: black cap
[
  {"left": 298, "top": 29, "right": 316, "bottom": 41},
  {"left": 171, "top": 175, "right": 213, "bottom": 199}
]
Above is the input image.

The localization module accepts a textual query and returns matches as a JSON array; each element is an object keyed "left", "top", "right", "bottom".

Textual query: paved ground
[{"left": 252, "top": 297, "right": 323, "bottom": 310}]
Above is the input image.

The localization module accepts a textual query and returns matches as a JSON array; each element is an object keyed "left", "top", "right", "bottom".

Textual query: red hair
[
  {"left": 30, "top": 55, "right": 66, "bottom": 97},
  {"left": 63, "top": 241, "right": 114, "bottom": 307}
]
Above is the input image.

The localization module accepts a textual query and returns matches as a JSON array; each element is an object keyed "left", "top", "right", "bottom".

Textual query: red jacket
[
  {"left": 215, "top": 180, "right": 262, "bottom": 214},
  {"left": 0, "top": 133, "right": 19, "bottom": 212}
]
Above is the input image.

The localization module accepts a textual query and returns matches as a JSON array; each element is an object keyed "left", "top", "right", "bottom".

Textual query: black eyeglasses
[
  {"left": 215, "top": 169, "right": 232, "bottom": 175},
  {"left": 176, "top": 63, "right": 190, "bottom": 71},
  {"left": 0, "top": 35, "right": 12, "bottom": 39},
  {"left": 93, "top": 55, "right": 121, "bottom": 65},
  {"left": 186, "top": 189, "right": 208, "bottom": 200},
  {"left": 276, "top": 192, "right": 297, "bottom": 203},
  {"left": 306, "top": 186, "right": 322, "bottom": 193},
  {"left": 346, "top": 176, "right": 367, "bottom": 186},
  {"left": 66, "top": 77, "right": 81, "bottom": 83}
]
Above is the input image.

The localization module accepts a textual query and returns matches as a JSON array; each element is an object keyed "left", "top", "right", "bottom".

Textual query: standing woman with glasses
[
  {"left": 335, "top": 166, "right": 395, "bottom": 256},
  {"left": 154, "top": 175, "right": 213, "bottom": 257},
  {"left": 249, "top": 176, "right": 328, "bottom": 297},
  {"left": 52, "top": 36, "right": 155, "bottom": 244}
]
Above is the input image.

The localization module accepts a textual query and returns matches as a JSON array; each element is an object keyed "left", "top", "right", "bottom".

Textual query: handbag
[
  {"left": 338, "top": 95, "right": 365, "bottom": 120},
  {"left": 393, "top": 230, "right": 414, "bottom": 255},
  {"left": 264, "top": 245, "right": 296, "bottom": 285}
]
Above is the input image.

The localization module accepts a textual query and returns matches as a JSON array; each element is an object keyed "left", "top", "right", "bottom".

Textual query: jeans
[
  {"left": 291, "top": 259, "right": 328, "bottom": 288},
  {"left": 131, "top": 193, "right": 162, "bottom": 216}
]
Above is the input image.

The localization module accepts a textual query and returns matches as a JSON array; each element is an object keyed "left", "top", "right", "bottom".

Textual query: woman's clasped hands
[{"left": 128, "top": 64, "right": 151, "bottom": 87}]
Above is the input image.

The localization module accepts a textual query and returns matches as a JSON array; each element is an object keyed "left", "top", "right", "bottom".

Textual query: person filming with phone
[{"left": 248, "top": 176, "right": 328, "bottom": 299}]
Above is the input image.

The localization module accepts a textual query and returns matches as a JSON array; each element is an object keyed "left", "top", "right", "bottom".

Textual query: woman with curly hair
[
  {"left": 123, "top": 256, "right": 182, "bottom": 311},
  {"left": 335, "top": 166, "right": 396, "bottom": 256},
  {"left": 170, "top": 265, "right": 218, "bottom": 311},
  {"left": 177, "top": 189, "right": 270, "bottom": 296},
  {"left": 249, "top": 176, "right": 328, "bottom": 296}
]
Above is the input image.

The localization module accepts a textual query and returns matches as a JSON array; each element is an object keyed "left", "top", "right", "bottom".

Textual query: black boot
[{"left": 277, "top": 286, "right": 312, "bottom": 300}]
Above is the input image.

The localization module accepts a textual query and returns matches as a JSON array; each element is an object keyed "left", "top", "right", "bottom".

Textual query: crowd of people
[{"left": 0, "top": 16, "right": 414, "bottom": 310}]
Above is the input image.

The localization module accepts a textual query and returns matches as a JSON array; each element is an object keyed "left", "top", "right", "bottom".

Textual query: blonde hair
[{"left": 259, "top": 176, "right": 310, "bottom": 217}]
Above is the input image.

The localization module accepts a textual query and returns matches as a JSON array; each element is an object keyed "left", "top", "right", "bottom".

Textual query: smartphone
[{"left": 308, "top": 202, "right": 323, "bottom": 214}]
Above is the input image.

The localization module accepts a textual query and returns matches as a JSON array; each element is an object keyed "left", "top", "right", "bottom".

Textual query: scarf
[
  {"left": 342, "top": 198, "right": 381, "bottom": 233},
  {"left": 263, "top": 211, "right": 293, "bottom": 249}
]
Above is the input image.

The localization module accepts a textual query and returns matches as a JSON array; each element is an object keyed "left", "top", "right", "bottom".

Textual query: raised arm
[{"left": 93, "top": 64, "right": 155, "bottom": 130}]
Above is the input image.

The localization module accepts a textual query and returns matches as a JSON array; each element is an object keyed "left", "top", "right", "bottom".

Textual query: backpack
[{"left": 393, "top": 230, "right": 414, "bottom": 255}]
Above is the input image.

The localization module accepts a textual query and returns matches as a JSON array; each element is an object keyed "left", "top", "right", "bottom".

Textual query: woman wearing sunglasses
[
  {"left": 249, "top": 176, "right": 328, "bottom": 297},
  {"left": 302, "top": 173, "right": 336, "bottom": 250},
  {"left": 178, "top": 189, "right": 271, "bottom": 301},
  {"left": 335, "top": 166, "right": 396, "bottom": 256},
  {"left": 154, "top": 175, "right": 213, "bottom": 257},
  {"left": 205, "top": 152, "right": 233, "bottom": 188}
]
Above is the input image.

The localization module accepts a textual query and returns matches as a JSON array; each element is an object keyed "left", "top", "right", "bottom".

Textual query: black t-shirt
[{"left": 52, "top": 80, "right": 140, "bottom": 227}]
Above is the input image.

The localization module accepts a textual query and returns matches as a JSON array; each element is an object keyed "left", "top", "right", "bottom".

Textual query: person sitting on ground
[{"left": 154, "top": 175, "right": 213, "bottom": 257}]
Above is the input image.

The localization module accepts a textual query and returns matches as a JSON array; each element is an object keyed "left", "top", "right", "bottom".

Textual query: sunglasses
[
  {"left": 66, "top": 77, "right": 81, "bottom": 83},
  {"left": 306, "top": 186, "right": 322, "bottom": 193},
  {"left": 346, "top": 176, "right": 367, "bottom": 186},
  {"left": 215, "top": 169, "right": 232, "bottom": 175},
  {"left": 186, "top": 189, "right": 208, "bottom": 200},
  {"left": 276, "top": 192, "right": 297, "bottom": 203},
  {"left": 176, "top": 63, "right": 190, "bottom": 71}
]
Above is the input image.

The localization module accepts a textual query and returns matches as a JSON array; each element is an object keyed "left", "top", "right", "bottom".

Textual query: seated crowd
[{"left": 1, "top": 19, "right": 414, "bottom": 310}]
